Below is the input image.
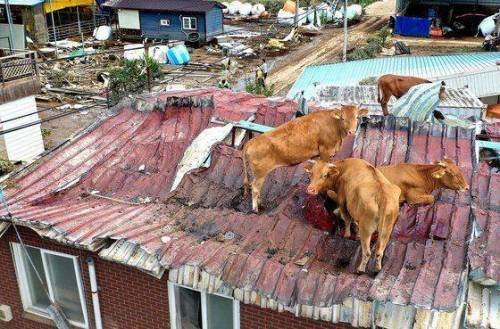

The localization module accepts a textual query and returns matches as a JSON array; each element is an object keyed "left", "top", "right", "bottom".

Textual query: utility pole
[
  {"left": 76, "top": 6, "right": 84, "bottom": 53},
  {"left": 50, "top": 0, "right": 58, "bottom": 58},
  {"left": 342, "top": 0, "right": 348, "bottom": 62},
  {"left": 294, "top": 0, "right": 299, "bottom": 26},
  {"left": 4, "top": 0, "right": 15, "bottom": 51}
]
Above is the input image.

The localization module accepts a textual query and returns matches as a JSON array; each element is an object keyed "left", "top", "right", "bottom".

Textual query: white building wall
[{"left": 0, "top": 96, "right": 45, "bottom": 162}]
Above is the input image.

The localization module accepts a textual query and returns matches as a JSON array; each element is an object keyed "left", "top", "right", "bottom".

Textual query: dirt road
[{"left": 268, "top": 16, "right": 388, "bottom": 95}]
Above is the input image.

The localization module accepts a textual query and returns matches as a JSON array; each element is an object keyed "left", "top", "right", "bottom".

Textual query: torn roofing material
[
  {"left": 311, "top": 85, "right": 485, "bottom": 120},
  {"left": 1, "top": 89, "right": 498, "bottom": 327}
]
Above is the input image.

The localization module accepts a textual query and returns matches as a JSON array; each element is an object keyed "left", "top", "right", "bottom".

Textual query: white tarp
[
  {"left": 170, "top": 123, "right": 234, "bottom": 191},
  {"left": 0, "top": 96, "right": 44, "bottom": 162}
]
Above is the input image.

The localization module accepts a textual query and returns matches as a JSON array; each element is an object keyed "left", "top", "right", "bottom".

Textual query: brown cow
[
  {"left": 327, "top": 159, "right": 469, "bottom": 206},
  {"left": 377, "top": 74, "right": 431, "bottom": 116},
  {"left": 305, "top": 158, "right": 401, "bottom": 273},
  {"left": 243, "top": 105, "right": 368, "bottom": 212},
  {"left": 378, "top": 159, "right": 469, "bottom": 205}
]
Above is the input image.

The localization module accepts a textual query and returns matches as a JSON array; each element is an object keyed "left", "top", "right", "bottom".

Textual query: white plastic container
[
  {"left": 239, "top": 3, "right": 253, "bottom": 16},
  {"left": 251, "top": 3, "right": 266, "bottom": 16}
]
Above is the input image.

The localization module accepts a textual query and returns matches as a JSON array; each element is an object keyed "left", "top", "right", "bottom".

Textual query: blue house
[{"left": 104, "top": 0, "right": 225, "bottom": 43}]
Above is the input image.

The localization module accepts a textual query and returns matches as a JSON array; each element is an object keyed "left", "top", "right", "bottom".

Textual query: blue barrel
[
  {"left": 167, "top": 45, "right": 191, "bottom": 65},
  {"left": 394, "top": 16, "right": 432, "bottom": 37}
]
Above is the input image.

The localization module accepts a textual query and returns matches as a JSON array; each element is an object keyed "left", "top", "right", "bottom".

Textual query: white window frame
[
  {"left": 10, "top": 243, "right": 89, "bottom": 329},
  {"left": 160, "top": 19, "right": 170, "bottom": 26},
  {"left": 182, "top": 16, "right": 197, "bottom": 30},
  {"left": 168, "top": 282, "right": 240, "bottom": 329}
]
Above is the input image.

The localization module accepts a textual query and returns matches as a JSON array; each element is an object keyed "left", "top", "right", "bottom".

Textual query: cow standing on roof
[
  {"left": 242, "top": 105, "right": 368, "bottom": 212},
  {"left": 377, "top": 74, "right": 432, "bottom": 115},
  {"left": 327, "top": 159, "right": 469, "bottom": 206},
  {"left": 305, "top": 158, "right": 401, "bottom": 273}
]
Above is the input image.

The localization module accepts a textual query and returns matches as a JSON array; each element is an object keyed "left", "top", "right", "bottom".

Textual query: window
[
  {"left": 182, "top": 17, "right": 197, "bottom": 30},
  {"left": 11, "top": 243, "right": 88, "bottom": 328},
  {"left": 168, "top": 282, "right": 240, "bottom": 329},
  {"left": 160, "top": 19, "right": 170, "bottom": 26}
]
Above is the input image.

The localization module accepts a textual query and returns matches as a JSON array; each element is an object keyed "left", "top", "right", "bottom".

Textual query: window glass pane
[
  {"left": 177, "top": 287, "right": 202, "bottom": 329},
  {"left": 207, "top": 294, "right": 233, "bottom": 329},
  {"left": 21, "top": 246, "right": 51, "bottom": 310},
  {"left": 43, "top": 253, "right": 84, "bottom": 324}
]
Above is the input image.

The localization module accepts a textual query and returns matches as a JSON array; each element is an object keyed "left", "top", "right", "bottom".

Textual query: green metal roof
[{"left": 287, "top": 52, "right": 500, "bottom": 99}]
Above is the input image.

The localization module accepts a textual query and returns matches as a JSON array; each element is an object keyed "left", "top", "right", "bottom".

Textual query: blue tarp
[{"left": 394, "top": 16, "right": 432, "bottom": 37}]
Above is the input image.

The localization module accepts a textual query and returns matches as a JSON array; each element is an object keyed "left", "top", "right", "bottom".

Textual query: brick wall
[
  {"left": 240, "top": 304, "right": 352, "bottom": 329},
  {"left": 0, "top": 226, "right": 353, "bottom": 329},
  {"left": 0, "top": 226, "right": 170, "bottom": 329}
]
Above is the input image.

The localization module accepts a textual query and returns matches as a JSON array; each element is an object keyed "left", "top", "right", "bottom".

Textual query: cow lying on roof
[
  {"left": 243, "top": 105, "right": 368, "bottom": 212},
  {"left": 327, "top": 159, "right": 469, "bottom": 206},
  {"left": 305, "top": 158, "right": 401, "bottom": 273}
]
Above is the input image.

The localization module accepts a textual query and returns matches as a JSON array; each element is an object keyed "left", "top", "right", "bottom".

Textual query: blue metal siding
[
  {"left": 139, "top": 11, "right": 207, "bottom": 41},
  {"left": 288, "top": 52, "right": 500, "bottom": 99},
  {"left": 205, "top": 7, "right": 224, "bottom": 38}
]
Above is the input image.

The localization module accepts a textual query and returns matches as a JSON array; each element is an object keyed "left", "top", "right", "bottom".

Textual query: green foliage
[
  {"left": 354, "top": 0, "right": 377, "bottom": 7},
  {"left": 0, "top": 158, "right": 14, "bottom": 176},
  {"left": 377, "top": 26, "right": 391, "bottom": 46},
  {"left": 41, "top": 128, "right": 52, "bottom": 138},
  {"left": 347, "top": 25, "right": 390, "bottom": 61},
  {"left": 108, "top": 55, "right": 162, "bottom": 105},
  {"left": 245, "top": 81, "right": 275, "bottom": 97}
]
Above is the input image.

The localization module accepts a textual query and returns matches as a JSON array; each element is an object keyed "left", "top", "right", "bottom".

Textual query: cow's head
[
  {"left": 337, "top": 105, "right": 369, "bottom": 135},
  {"left": 304, "top": 160, "right": 339, "bottom": 195},
  {"left": 431, "top": 159, "right": 469, "bottom": 191}
]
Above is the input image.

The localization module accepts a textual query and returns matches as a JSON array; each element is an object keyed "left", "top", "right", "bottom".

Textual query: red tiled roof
[{"left": 1, "top": 89, "right": 497, "bottom": 325}]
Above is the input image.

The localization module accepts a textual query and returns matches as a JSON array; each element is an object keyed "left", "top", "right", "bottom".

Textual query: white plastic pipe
[{"left": 87, "top": 257, "right": 103, "bottom": 329}]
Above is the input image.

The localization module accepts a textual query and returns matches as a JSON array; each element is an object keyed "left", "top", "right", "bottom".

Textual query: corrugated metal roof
[
  {"left": 288, "top": 52, "right": 500, "bottom": 99},
  {"left": 0, "top": 89, "right": 497, "bottom": 328},
  {"left": 311, "top": 85, "right": 486, "bottom": 119},
  {"left": 0, "top": 0, "right": 44, "bottom": 5},
  {"left": 103, "top": 0, "right": 224, "bottom": 13}
]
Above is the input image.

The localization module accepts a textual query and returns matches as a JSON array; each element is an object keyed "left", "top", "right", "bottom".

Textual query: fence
[
  {"left": 48, "top": 16, "right": 107, "bottom": 42},
  {"left": 0, "top": 50, "right": 38, "bottom": 83}
]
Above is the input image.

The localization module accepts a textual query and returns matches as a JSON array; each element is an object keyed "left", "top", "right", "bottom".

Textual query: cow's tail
[{"left": 242, "top": 143, "right": 250, "bottom": 198}]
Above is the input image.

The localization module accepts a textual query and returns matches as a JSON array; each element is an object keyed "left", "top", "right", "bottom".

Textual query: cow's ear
[
  {"left": 358, "top": 108, "right": 369, "bottom": 117},
  {"left": 304, "top": 160, "right": 316, "bottom": 173},
  {"left": 431, "top": 169, "right": 446, "bottom": 179},
  {"left": 327, "top": 163, "right": 339, "bottom": 175},
  {"left": 332, "top": 112, "right": 341, "bottom": 119}
]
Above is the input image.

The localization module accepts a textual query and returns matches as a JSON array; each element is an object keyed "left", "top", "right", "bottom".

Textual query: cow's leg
[
  {"left": 339, "top": 206, "right": 353, "bottom": 238},
  {"left": 406, "top": 189, "right": 435, "bottom": 206},
  {"left": 326, "top": 190, "right": 338, "bottom": 202},
  {"left": 251, "top": 177, "right": 266, "bottom": 212},
  {"left": 250, "top": 163, "right": 274, "bottom": 212},
  {"left": 357, "top": 223, "right": 375, "bottom": 273},
  {"left": 374, "top": 210, "right": 398, "bottom": 272},
  {"left": 380, "top": 91, "right": 392, "bottom": 116},
  {"left": 374, "top": 227, "right": 391, "bottom": 272}
]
